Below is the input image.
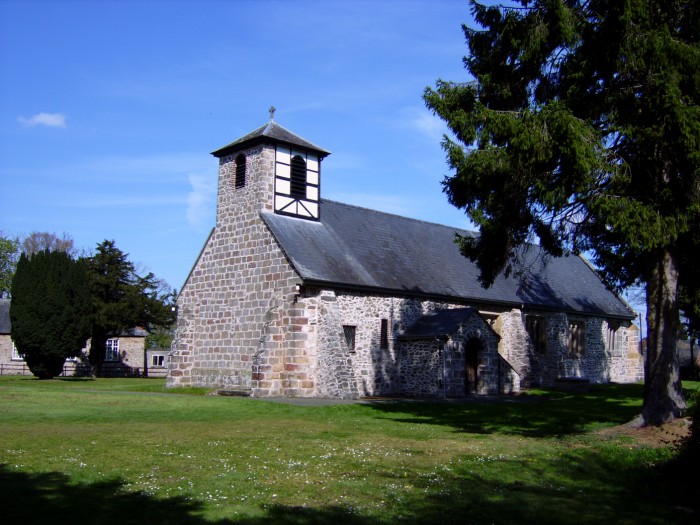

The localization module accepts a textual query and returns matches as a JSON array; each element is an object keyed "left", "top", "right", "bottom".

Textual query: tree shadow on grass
[
  {"left": 0, "top": 466, "right": 375, "bottom": 525},
  {"left": 1, "top": 446, "right": 694, "bottom": 525},
  {"left": 0, "top": 466, "right": 211, "bottom": 525},
  {"left": 360, "top": 383, "right": 645, "bottom": 437}
]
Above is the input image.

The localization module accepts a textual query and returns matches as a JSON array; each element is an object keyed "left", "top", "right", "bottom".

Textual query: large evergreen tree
[
  {"left": 425, "top": 1, "right": 699, "bottom": 425},
  {"left": 86, "top": 240, "right": 175, "bottom": 376},
  {"left": 10, "top": 250, "right": 92, "bottom": 379}
]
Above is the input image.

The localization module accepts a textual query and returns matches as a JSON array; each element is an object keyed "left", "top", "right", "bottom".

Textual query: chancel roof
[{"left": 261, "top": 200, "right": 635, "bottom": 319}]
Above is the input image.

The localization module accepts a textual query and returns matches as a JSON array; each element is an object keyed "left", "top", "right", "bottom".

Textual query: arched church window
[
  {"left": 235, "top": 154, "right": 246, "bottom": 189},
  {"left": 290, "top": 155, "right": 307, "bottom": 199}
]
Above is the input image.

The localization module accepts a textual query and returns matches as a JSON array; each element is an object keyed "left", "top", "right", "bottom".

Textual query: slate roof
[
  {"left": 212, "top": 120, "right": 331, "bottom": 158},
  {"left": 398, "top": 307, "right": 481, "bottom": 340},
  {"left": 261, "top": 200, "right": 635, "bottom": 319},
  {"left": 0, "top": 299, "right": 10, "bottom": 334}
]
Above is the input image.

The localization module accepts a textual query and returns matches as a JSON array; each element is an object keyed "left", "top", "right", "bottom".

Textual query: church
[{"left": 166, "top": 114, "right": 644, "bottom": 398}]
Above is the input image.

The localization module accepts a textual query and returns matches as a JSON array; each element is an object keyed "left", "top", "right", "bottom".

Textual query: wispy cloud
[
  {"left": 186, "top": 173, "right": 216, "bottom": 231},
  {"left": 18, "top": 112, "right": 67, "bottom": 128},
  {"left": 401, "top": 107, "right": 448, "bottom": 144}
]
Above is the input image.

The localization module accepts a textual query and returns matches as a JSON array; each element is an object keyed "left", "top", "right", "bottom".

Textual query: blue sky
[
  {"left": 0, "top": 0, "right": 646, "bottom": 328},
  {"left": 0, "top": 0, "right": 478, "bottom": 291}
]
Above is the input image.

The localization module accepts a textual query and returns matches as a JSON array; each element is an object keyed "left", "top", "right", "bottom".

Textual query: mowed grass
[{"left": 0, "top": 376, "right": 697, "bottom": 525}]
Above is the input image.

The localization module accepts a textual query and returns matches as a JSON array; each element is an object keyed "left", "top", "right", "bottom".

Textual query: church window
[
  {"left": 606, "top": 322, "right": 624, "bottom": 354},
  {"left": 380, "top": 319, "right": 389, "bottom": 349},
  {"left": 526, "top": 315, "right": 547, "bottom": 353},
  {"left": 343, "top": 325, "right": 356, "bottom": 353},
  {"left": 568, "top": 320, "right": 585, "bottom": 355},
  {"left": 235, "top": 154, "right": 246, "bottom": 189},
  {"left": 290, "top": 155, "right": 307, "bottom": 199}
]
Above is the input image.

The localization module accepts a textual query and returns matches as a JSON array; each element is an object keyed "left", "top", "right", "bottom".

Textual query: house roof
[
  {"left": 0, "top": 299, "right": 9, "bottom": 334},
  {"left": 398, "top": 307, "right": 482, "bottom": 340},
  {"left": 261, "top": 200, "right": 635, "bottom": 319},
  {"left": 212, "top": 120, "right": 331, "bottom": 159}
]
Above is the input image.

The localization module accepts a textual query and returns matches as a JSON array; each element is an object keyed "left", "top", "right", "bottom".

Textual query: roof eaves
[{"left": 211, "top": 121, "right": 330, "bottom": 158}]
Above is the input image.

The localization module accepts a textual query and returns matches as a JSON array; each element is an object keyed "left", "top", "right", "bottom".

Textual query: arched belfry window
[
  {"left": 273, "top": 146, "right": 320, "bottom": 220},
  {"left": 290, "top": 155, "right": 307, "bottom": 199},
  {"left": 235, "top": 154, "right": 246, "bottom": 189}
]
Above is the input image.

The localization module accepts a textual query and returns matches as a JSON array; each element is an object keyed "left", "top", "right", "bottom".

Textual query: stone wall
[
  {"left": 0, "top": 335, "right": 145, "bottom": 377},
  {"left": 506, "top": 311, "right": 644, "bottom": 387},
  {"left": 168, "top": 144, "right": 306, "bottom": 395},
  {"left": 495, "top": 309, "right": 530, "bottom": 389},
  {"left": 398, "top": 339, "right": 444, "bottom": 396},
  {"left": 397, "top": 312, "right": 502, "bottom": 397},
  {"left": 332, "top": 291, "right": 454, "bottom": 397}
]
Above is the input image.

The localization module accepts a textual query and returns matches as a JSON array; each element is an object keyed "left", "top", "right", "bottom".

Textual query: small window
[
  {"left": 105, "top": 339, "right": 120, "bottom": 361},
  {"left": 11, "top": 342, "right": 23, "bottom": 361},
  {"left": 290, "top": 155, "right": 307, "bottom": 199},
  {"left": 235, "top": 154, "right": 246, "bottom": 189},
  {"left": 607, "top": 322, "right": 625, "bottom": 354},
  {"left": 568, "top": 320, "right": 585, "bottom": 355},
  {"left": 380, "top": 319, "right": 389, "bottom": 349},
  {"left": 152, "top": 354, "right": 165, "bottom": 366},
  {"left": 615, "top": 327, "right": 625, "bottom": 353},
  {"left": 343, "top": 325, "right": 356, "bottom": 353},
  {"left": 526, "top": 316, "right": 547, "bottom": 353}
]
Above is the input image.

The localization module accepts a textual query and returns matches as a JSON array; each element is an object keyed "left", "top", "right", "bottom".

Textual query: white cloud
[
  {"left": 186, "top": 173, "right": 216, "bottom": 231},
  {"left": 18, "top": 112, "right": 67, "bottom": 128},
  {"left": 403, "top": 107, "right": 448, "bottom": 144}
]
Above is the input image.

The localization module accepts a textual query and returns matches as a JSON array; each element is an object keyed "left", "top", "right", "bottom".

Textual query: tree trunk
[
  {"left": 89, "top": 329, "right": 107, "bottom": 378},
  {"left": 635, "top": 248, "right": 686, "bottom": 426}
]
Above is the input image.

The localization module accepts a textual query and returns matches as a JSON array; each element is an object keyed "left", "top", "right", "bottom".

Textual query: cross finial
[{"left": 269, "top": 106, "right": 276, "bottom": 121}]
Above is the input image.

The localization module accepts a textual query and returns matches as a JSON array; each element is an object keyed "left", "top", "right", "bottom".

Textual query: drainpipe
[
  {"left": 443, "top": 340, "right": 447, "bottom": 399},
  {"left": 497, "top": 348, "right": 501, "bottom": 395}
]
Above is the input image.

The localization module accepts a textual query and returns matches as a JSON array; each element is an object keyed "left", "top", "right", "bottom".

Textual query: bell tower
[{"left": 211, "top": 110, "right": 330, "bottom": 222}]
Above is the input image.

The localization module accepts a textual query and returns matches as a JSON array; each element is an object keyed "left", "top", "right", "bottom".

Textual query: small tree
[
  {"left": 21, "top": 231, "right": 75, "bottom": 257},
  {"left": 86, "top": 240, "right": 176, "bottom": 376},
  {"left": 10, "top": 250, "right": 92, "bottom": 379},
  {"left": 0, "top": 234, "right": 20, "bottom": 298},
  {"left": 145, "top": 326, "right": 175, "bottom": 350}
]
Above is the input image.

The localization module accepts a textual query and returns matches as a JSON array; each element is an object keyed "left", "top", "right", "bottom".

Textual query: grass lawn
[{"left": 0, "top": 376, "right": 697, "bottom": 524}]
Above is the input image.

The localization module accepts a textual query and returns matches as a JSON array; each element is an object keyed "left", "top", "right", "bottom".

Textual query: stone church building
[{"left": 167, "top": 116, "right": 644, "bottom": 398}]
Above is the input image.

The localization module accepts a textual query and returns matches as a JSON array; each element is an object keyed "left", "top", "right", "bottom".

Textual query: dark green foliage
[
  {"left": 145, "top": 326, "right": 174, "bottom": 350},
  {"left": 9, "top": 250, "right": 92, "bottom": 379},
  {"left": 425, "top": 0, "right": 699, "bottom": 425},
  {"left": 85, "top": 240, "right": 175, "bottom": 375}
]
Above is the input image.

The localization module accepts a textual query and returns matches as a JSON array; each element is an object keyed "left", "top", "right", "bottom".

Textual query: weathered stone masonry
[
  {"left": 169, "top": 144, "right": 303, "bottom": 394},
  {"left": 167, "top": 119, "right": 644, "bottom": 397}
]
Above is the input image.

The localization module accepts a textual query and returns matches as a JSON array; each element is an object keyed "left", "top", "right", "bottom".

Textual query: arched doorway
[{"left": 465, "top": 338, "right": 482, "bottom": 394}]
